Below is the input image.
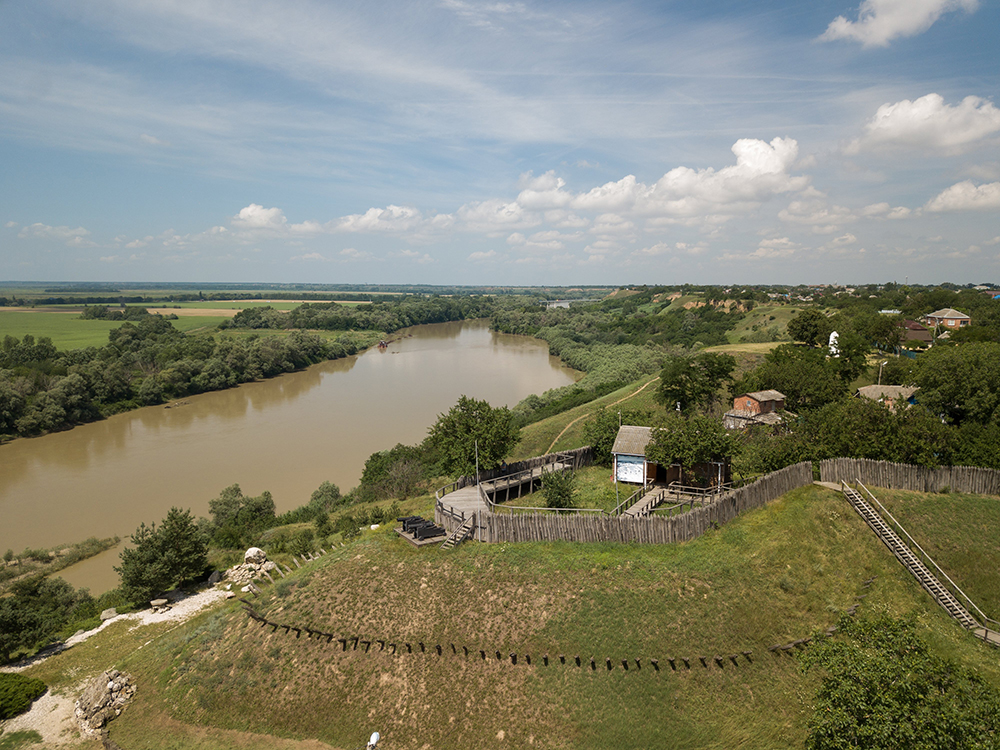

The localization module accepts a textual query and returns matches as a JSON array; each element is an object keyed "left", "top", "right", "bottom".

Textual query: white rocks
[
  {"left": 225, "top": 551, "right": 280, "bottom": 586},
  {"left": 99, "top": 608, "right": 118, "bottom": 621},
  {"left": 75, "top": 669, "right": 136, "bottom": 735}
]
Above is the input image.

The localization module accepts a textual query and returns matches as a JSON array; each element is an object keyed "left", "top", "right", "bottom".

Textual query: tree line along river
[{"left": 0, "top": 320, "right": 580, "bottom": 593}]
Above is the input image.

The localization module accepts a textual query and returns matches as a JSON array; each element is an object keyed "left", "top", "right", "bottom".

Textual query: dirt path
[
  {"left": 545, "top": 376, "right": 660, "bottom": 454},
  {"left": 0, "top": 588, "right": 231, "bottom": 747}
]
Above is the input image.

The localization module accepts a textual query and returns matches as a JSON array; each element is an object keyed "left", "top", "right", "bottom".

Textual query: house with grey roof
[
  {"left": 855, "top": 385, "right": 918, "bottom": 411},
  {"left": 922, "top": 308, "right": 971, "bottom": 330}
]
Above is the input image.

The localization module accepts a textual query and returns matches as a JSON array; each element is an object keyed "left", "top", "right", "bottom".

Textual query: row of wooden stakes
[{"left": 238, "top": 600, "right": 754, "bottom": 673}]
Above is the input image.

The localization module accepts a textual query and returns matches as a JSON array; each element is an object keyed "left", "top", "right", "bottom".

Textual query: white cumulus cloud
[
  {"left": 232, "top": 204, "right": 287, "bottom": 229},
  {"left": 820, "top": 0, "right": 978, "bottom": 47},
  {"left": 779, "top": 200, "right": 856, "bottom": 234},
  {"left": 846, "top": 94, "right": 1000, "bottom": 154},
  {"left": 925, "top": 181, "right": 1000, "bottom": 211},
  {"left": 456, "top": 199, "right": 538, "bottom": 233},
  {"left": 516, "top": 171, "right": 573, "bottom": 210},
  {"left": 862, "top": 202, "right": 912, "bottom": 219},
  {"left": 573, "top": 138, "right": 806, "bottom": 222},
  {"left": 335, "top": 205, "right": 423, "bottom": 233}
]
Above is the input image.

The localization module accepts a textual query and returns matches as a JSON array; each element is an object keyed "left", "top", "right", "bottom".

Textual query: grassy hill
[
  {"left": 11, "top": 396, "right": 1000, "bottom": 749},
  {"left": 16, "top": 480, "right": 999, "bottom": 750}
]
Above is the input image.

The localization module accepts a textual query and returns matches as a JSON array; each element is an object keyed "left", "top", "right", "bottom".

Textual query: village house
[
  {"left": 723, "top": 389, "right": 787, "bottom": 430},
  {"left": 855, "top": 384, "right": 918, "bottom": 411},
  {"left": 922, "top": 308, "right": 971, "bottom": 330},
  {"left": 899, "top": 319, "right": 932, "bottom": 343}
]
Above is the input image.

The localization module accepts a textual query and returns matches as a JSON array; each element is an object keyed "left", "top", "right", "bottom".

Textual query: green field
[
  {"left": 0, "top": 309, "right": 231, "bottom": 349},
  {"left": 0, "top": 310, "right": 123, "bottom": 349}
]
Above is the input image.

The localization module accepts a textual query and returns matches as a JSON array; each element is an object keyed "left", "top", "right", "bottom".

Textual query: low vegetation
[{"left": 0, "top": 674, "right": 47, "bottom": 721}]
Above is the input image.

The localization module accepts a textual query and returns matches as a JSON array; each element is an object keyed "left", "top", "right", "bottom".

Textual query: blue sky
[{"left": 1, "top": 0, "right": 998, "bottom": 286}]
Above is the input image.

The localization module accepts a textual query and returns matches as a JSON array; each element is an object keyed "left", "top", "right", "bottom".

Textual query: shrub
[
  {"left": 543, "top": 469, "right": 577, "bottom": 509},
  {"left": 0, "top": 673, "right": 47, "bottom": 720},
  {"left": 289, "top": 528, "right": 315, "bottom": 557}
]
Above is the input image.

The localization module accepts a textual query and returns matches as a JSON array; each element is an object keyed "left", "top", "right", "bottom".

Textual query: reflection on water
[{"left": 1, "top": 321, "right": 578, "bottom": 592}]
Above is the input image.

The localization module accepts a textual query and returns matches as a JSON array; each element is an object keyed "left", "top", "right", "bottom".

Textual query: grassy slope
[
  {"left": 871, "top": 488, "right": 1000, "bottom": 619},
  {"left": 75, "top": 483, "right": 1000, "bottom": 750},
  {"left": 725, "top": 303, "right": 799, "bottom": 344},
  {"left": 510, "top": 376, "right": 663, "bottom": 460}
]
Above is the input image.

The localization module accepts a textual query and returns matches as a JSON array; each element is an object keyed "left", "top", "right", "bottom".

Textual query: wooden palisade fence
[
  {"left": 456, "top": 461, "right": 813, "bottom": 545},
  {"left": 820, "top": 458, "right": 1000, "bottom": 496}
]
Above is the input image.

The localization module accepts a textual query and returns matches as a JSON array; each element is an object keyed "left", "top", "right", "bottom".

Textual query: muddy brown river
[{"left": 0, "top": 321, "right": 579, "bottom": 593}]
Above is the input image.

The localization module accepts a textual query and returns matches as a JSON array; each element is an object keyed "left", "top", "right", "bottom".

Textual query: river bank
[{"left": 2, "top": 320, "right": 579, "bottom": 594}]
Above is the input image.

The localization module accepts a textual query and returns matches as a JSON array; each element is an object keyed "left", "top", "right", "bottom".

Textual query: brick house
[
  {"left": 922, "top": 308, "right": 971, "bottom": 330},
  {"left": 724, "top": 390, "right": 787, "bottom": 430}
]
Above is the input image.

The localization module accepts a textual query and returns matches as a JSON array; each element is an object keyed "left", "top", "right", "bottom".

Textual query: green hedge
[{"left": 0, "top": 673, "right": 47, "bottom": 720}]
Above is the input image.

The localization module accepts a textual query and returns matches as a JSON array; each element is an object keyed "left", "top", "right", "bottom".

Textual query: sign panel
[{"left": 615, "top": 455, "right": 645, "bottom": 484}]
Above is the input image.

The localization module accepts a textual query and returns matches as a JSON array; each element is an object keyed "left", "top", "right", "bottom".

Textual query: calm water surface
[{"left": 0, "top": 321, "right": 578, "bottom": 592}]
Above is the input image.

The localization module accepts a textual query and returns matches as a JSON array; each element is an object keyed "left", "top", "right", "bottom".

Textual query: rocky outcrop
[
  {"left": 224, "top": 549, "right": 277, "bottom": 586},
  {"left": 75, "top": 669, "right": 136, "bottom": 736}
]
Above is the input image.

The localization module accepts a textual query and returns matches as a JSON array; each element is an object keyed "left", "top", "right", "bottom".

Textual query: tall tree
[
  {"left": 116, "top": 507, "right": 207, "bottom": 604},
  {"left": 656, "top": 353, "right": 736, "bottom": 414},
  {"left": 916, "top": 342, "right": 1000, "bottom": 425},
  {"left": 424, "top": 395, "right": 520, "bottom": 476},
  {"left": 787, "top": 308, "right": 832, "bottom": 347},
  {"left": 646, "top": 414, "right": 737, "bottom": 473}
]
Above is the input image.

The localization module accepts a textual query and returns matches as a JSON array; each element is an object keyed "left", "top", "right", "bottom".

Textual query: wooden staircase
[
  {"left": 841, "top": 481, "right": 999, "bottom": 642},
  {"left": 441, "top": 514, "right": 475, "bottom": 550}
]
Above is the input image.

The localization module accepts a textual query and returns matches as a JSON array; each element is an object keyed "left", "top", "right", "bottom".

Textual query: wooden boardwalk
[{"left": 623, "top": 487, "right": 665, "bottom": 517}]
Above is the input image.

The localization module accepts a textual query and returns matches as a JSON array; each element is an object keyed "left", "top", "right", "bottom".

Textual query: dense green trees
[
  {"left": 802, "top": 615, "right": 1000, "bottom": 750},
  {"left": 0, "top": 322, "right": 372, "bottom": 439},
  {"left": 656, "top": 352, "right": 736, "bottom": 414},
  {"left": 0, "top": 576, "right": 93, "bottom": 662},
  {"left": 207, "top": 485, "right": 277, "bottom": 548},
  {"left": 116, "top": 508, "right": 207, "bottom": 604},
  {"left": 916, "top": 342, "right": 1000, "bottom": 425},
  {"left": 425, "top": 395, "right": 521, "bottom": 476},
  {"left": 358, "top": 443, "right": 427, "bottom": 501},
  {"left": 731, "top": 345, "right": 847, "bottom": 411}
]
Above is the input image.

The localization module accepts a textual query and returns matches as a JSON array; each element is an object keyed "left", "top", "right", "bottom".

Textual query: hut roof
[
  {"left": 611, "top": 425, "right": 653, "bottom": 456},
  {"left": 742, "top": 389, "right": 786, "bottom": 402}
]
